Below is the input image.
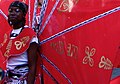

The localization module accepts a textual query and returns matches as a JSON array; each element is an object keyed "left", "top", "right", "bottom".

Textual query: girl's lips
[
  {"left": 9, "top": 16, "right": 16, "bottom": 19},
  {"left": 9, "top": 15, "right": 17, "bottom": 18}
]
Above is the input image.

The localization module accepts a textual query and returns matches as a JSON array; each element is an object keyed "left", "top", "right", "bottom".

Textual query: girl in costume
[{"left": 0, "top": 1, "right": 40, "bottom": 84}]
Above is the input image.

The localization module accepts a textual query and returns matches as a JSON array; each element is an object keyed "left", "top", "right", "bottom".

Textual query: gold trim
[
  {"left": 4, "top": 40, "right": 12, "bottom": 57},
  {"left": 1, "top": 34, "right": 7, "bottom": 47},
  {"left": 83, "top": 46, "right": 96, "bottom": 67},
  {"left": 14, "top": 36, "right": 29, "bottom": 50},
  {"left": 57, "top": 0, "right": 79, "bottom": 12},
  {"left": 50, "top": 41, "right": 64, "bottom": 54},
  {"left": 99, "top": 56, "right": 113, "bottom": 70},
  {"left": 67, "top": 43, "right": 78, "bottom": 59}
]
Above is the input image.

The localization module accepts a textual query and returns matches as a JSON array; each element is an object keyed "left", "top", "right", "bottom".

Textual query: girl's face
[{"left": 8, "top": 7, "right": 24, "bottom": 27}]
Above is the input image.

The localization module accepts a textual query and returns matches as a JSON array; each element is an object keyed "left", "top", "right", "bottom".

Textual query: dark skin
[
  {"left": 38, "top": 0, "right": 42, "bottom": 7},
  {"left": 8, "top": 6, "right": 39, "bottom": 84},
  {"left": 8, "top": 7, "right": 25, "bottom": 28},
  {"left": 27, "top": 42, "right": 39, "bottom": 84}
]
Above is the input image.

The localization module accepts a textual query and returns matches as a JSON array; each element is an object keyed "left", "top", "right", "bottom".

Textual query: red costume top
[{"left": 0, "top": 28, "right": 36, "bottom": 59}]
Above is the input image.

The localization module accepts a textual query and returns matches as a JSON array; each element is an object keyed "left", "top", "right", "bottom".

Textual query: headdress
[{"left": 8, "top": 1, "right": 28, "bottom": 15}]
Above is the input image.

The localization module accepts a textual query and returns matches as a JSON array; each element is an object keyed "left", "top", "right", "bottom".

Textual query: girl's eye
[
  {"left": 8, "top": 9, "right": 12, "bottom": 12},
  {"left": 15, "top": 8, "right": 20, "bottom": 12},
  {"left": 8, "top": 8, "right": 20, "bottom": 13}
]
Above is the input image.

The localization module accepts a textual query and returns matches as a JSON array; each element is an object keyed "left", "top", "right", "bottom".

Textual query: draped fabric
[
  {"left": 0, "top": 0, "right": 13, "bottom": 70},
  {"left": 1, "top": 0, "right": 120, "bottom": 84},
  {"left": 39, "top": 0, "right": 120, "bottom": 84}
]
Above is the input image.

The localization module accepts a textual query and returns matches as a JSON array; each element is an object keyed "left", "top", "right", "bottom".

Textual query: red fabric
[
  {"left": 0, "top": 8, "right": 11, "bottom": 45},
  {"left": 0, "top": 28, "right": 36, "bottom": 58},
  {"left": 114, "top": 48, "right": 120, "bottom": 68},
  {"left": 110, "top": 76, "right": 120, "bottom": 84},
  {"left": 39, "top": 0, "right": 120, "bottom": 84},
  {"left": 0, "top": 50, "right": 6, "bottom": 70},
  {"left": 0, "top": 0, "right": 13, "bottom": 70}
]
